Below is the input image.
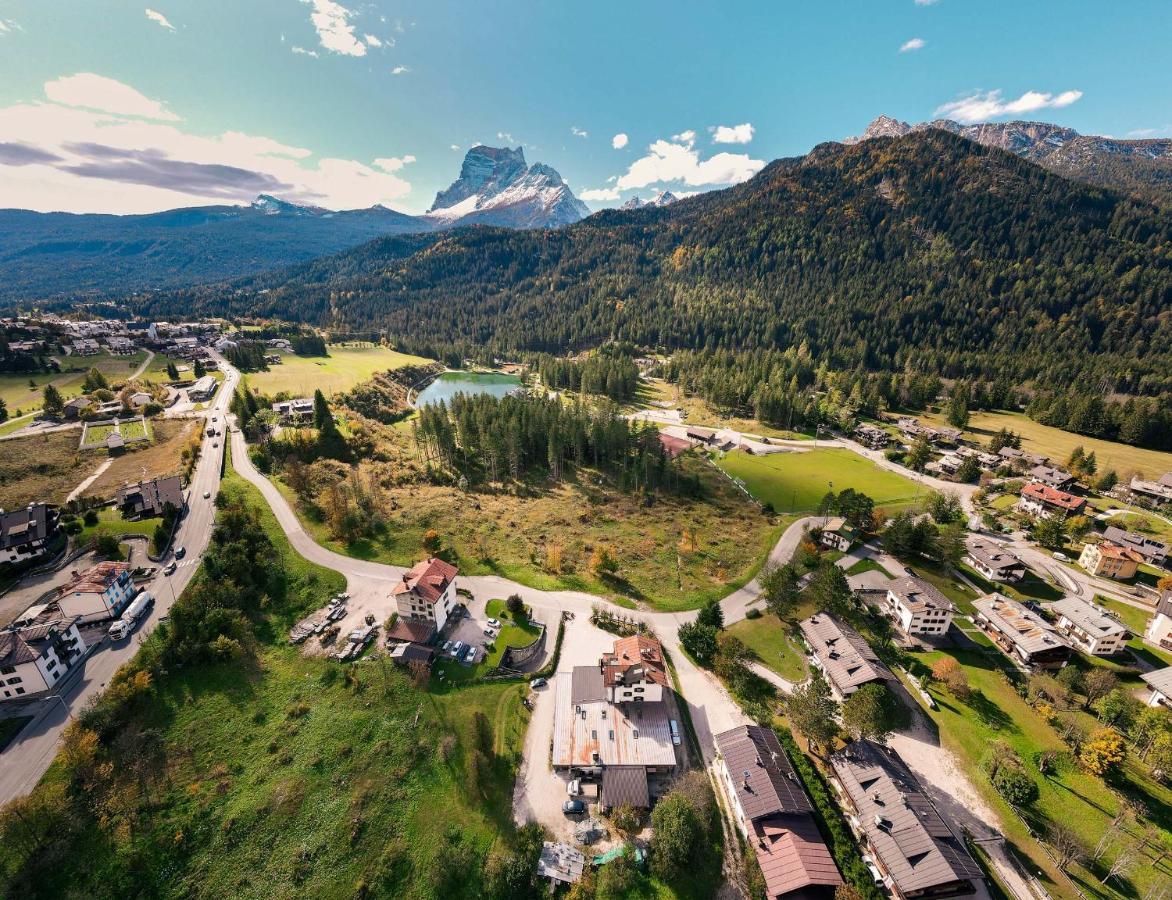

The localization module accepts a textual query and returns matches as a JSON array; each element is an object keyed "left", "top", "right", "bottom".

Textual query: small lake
[{"left": 414, "top": 371, "right": 522, "bottom": 407}]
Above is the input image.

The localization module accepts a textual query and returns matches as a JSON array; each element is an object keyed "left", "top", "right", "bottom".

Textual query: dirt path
[{"left": 66, "top": 459, "right": 113, "bottom": 502}]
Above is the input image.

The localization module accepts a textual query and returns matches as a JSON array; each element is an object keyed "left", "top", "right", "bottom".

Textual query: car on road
[
  {"left": 1052, "top": 551, "right": 1069, "bottom": 562},
  {"left": 529, "top": 677, "right": 547, "bottom": 689},
  {"left": 164, "top": 562, "right": 177, "bottom": 575},
  {"left": 174, "top": 547, "right": 186, "bottom": 559},
  {"left": 203, "top": 490, "right": 211, "bottom": 499},
  {"left": 562, "top": 800, "right": 586, "bottom": 815},
  {"left": 487, "top": 618, "right": 501, "bottom": 628},
  {"left": 213, "top": 441, "right": 219, "bottom": 448},
  {"left": 670, "top": 719, "right": 681, "bottom": 746}
]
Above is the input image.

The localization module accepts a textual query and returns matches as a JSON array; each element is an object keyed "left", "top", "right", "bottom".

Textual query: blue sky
[{"left": 0, "top": 0, "right": 1169, "bottom": 214}]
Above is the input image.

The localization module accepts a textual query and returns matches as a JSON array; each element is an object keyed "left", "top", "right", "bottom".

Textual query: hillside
[{"left": 149, "top": 130, "right": 1172, "bottom": 390}]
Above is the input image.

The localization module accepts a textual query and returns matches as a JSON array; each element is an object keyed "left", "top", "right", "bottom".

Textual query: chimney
[{"left": 742, "top": 769, "right": 751, "bottom": 790}]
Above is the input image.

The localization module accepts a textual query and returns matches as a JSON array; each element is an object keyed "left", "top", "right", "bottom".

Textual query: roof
[
  {"left": 571, "top": 665, "right": 606, "bottom": 705},
  {"left": 823, "top": 517, "right": 856, "bottom": 537},
  {"left": 0, "top": 503, "right": 57, "bottom": 551},
  {"left": 552, "top": 675, "right": 676, "bottom": 768},
  {"left": 384, "top": 617, "right": 436, "bottom": 644},
  {"left": 685, "top": 426, "right": 716, "bottom": 439},
  {"left": 1131, "top": 476, "right": 1172, "bottom": 501},
  {"left": 965, "top": 540, "right": 1026, "bottom": 574},
  {"left": 391, "top": 557, "right": 458, "bottom": 605},
  {"left": 658, "top": 433, "right": 692, "bottom": 458},
  {"left": 1050, "top": 597, "right": 1128, "bottom": 638},
  {"left": 388, "top": 642, "right": 434, "bottom": 664},
  {"left": 115, "top": 475, "right": 184, "bottom": 517},
  {"left": 1029, "top": 464, "right": 1075, "bottom": 486},
  {"left": 830, "top": 740, "right": 982, "bottom": 895},
  {"left": 1020, "top": 482, "right": 1085, "bottom": 512},
  {"left": 799, "top": 614, "right": 892, "bottom": 696},
  {"left": 1087, "top": 541, "right": 1145, "bottom": 563},
  {"left": 601, "top": 765, "right": 650, "bottom": 809},
  {"left": 753, "top": 814, "right": 843, "bottom": 899},
  {"left": 1141, "top": 667, "right": 1172, "bottom": 697},
  {"left": 61, "top": 561, "right": 130, "bottom": 597},
  {"left": 1102, "top": 527, "right": 1167, "bottom": 559},
  {"left": 0, "top": 618, "right": 79, "bottom": 669},
  {"left": 538, "top": 842, "right": 586, "bottom": 884},
  {"left": 886, "top": 576, "right": 954, "bottom": 614},
  {"left": 602, "top": 634, "right": 669, "bottom": 690},
  {"left": 972, "top": 593, "right": 1069, "bottom": 657},
  {"left": 714, "top": 724, "right": 812, "bottom": 820}
]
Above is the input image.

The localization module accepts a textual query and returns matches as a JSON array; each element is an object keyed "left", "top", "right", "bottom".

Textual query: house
[
  {"left": 799, "top": 614, "right": 893, "bottom": 699},
  {"left": 0, "top": 618, "right": 86, "bottom": 701},
  {"left": 819, "top": 517, "right": 858, "bottom": 552},
  {"left": 1143, "top": 591, "right": 1172, "bottom": 654},
  {"left": 115, "top": 475, "right": 184, "bottom": 519},
  {"left": 187, "top": 375, "right": 218, "bottom": 402},
  {"left": 1017, "top": 483, "right": 1086, "bottom": 520},
  {"left": 972, "top": 593, "right": 1071, "bottom": 670},
  {"left": 998, "top": 446, "right": 1049, "bottom": 469},
  {"left": 1078, "top": 541, "right": 1143, "bottom": 580},
  {"left": 105, "top": 433, "right": 125, "bottom": 452},
  {"left": 272, "top": 397, "right": 316, "bottom": 424},
  {"left": 934, "top": 453, "right": 965, "bottom": 476},
  {"left": 105, "top": 336, "right": 135, "bottom": 355},
  {"left": 1141, "top": 667, "right": 1172, "bottom": 708},
  {"left": 388, "top": 641, "right": 435, "bottom": 668},
  {"left": 853, "top": 423, "right": 891, "bottom": 450},
  {"left": 213, "top": 337, "right": 238, "bottom": 353},
  {"left": 714, "top": 724, "right": 842, "bottom": 900},
  {"left": 1028, "top": 465, "right": 1077, "bottom": 491},
  {"left": 1128, "top": 474, "right": 1172, "bottom": 507},
  {"left": 63, "top": 397, "right": 92, "bottom": 420},
  {"left": 829, "top": 740, "right": 982, "bottom": 900},
  {"left": 601, "top": 634, "right": 668, "bottom": 704},
  {"left": 0, "top": 503, "right": 61, "bottom": 567},
  {"left": 538, "top": 842, "right": 586, "bottom": 886},
  {"left": 58, "top": 561, "right": 136, "bottom": 623},
  {"left": 956, "top": 446, "right": 1000, "bottom": 469},
  {"left": 391, "top": 557, "right": 459, "bottom": 632},
  {"left": 1102, "top": 526, "right": 1167, "bottom": 568},
  {"left": 885, "top": 577, "right": 956, "bottom": 637},
  {"left": 685, "top": 426, "right": 717, "bottom": 445},
  {"left": 128, "top": 391, "right": 153, "bottom": 409},
  {"left": 1050, "top": 597, "right": 1129, "bottom": 656},
  {"left": 70, "top": 338, "right": 100, "bottom": 356},
  {"left": 658, "top": 433, "right": 692, "bottom": 458},
  {"left": 964, "top": 540, "right": 1027, "bottom": 583}
]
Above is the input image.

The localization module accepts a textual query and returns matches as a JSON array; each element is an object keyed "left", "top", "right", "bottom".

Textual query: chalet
[
  {"left": 1128, "top": 474, "right": 1172, "bottom": 507},
  {"left": 58, "top": 561, "right": 136, "bottom": 623},
  {"left": 972, "top": 593, "right": 1070, "bottom": 670},
  {"left": 70, "top": 338, "right": 100, "bottom": 356},
  {"left": 956, "top": 446, "right": 1000, "bottom": 469},
  {"left": 830, "top": 740, "right": 982, "bottom": 900},
  {"left": 601, "top": 634, "right": 668, "bottom": 704},
  {"left": 715, "top": 724, "right": 842, "bottom": 900},
  {"left": 1078, "top": 541, "right": 1143, "bottom": 580},
  {"left": 685, "top": 426, "right": 717, "bottom": 445},
  {"left": 1051, "top": 597, "right": 1128, "bottom": 656},
  {"left": 128, "top": 391, "right": 153, "bottom": 408},
  {"left": 1017, "top": 483, "right": 1086, "bottom": 520},
  {"left": 391, "top": 557, "right": 458, "bottom": 631},
  {"left": 1143, "top": 591, "right": 1172, "bottom": 654},
  {"left": 187, "top": 375, "right": 218, "bottom": 402},
  {"left": 799, "top": 614, "right": 892, "bottom": 699},
  {"left": 819, "top": 517, "right": 858, "bottom": 552},
  {"left": 853, "top": 423, "right": 891, "bottom": 450},
  {"left": 116, "top": 475, "right": 184, "bottom": 519},
  {"left": 963, "top": 540, "right": 1027, "bottom": 583},
  {"left": 1102, "top": 526, "right": 1167, "bottom": 568},
  {"left": 998, "top": 446, "right": 1049, "bottom": 469},
  {"left": 885, "top": 577, "right": 956, "bottom": 637},
  {"left": 0, "top": 618, "right": 86, "bottom": 702},
  {"left": 63, "top": 397, "right": 92, "bottom": 420},
  {"left": 0, "top": 503, "right": 61, "bottom": 567},
  {"left": 272, "top": 397, "right": 315, "bottom": 424},
  {"left": 1028, "top": 465, "right": 1077, "bottom": 491},
  {"left": 105, "top": 336, "right": 135, "bottom": 355},
  {"left": 1141, "top": 667, "right": 1172, "bottom": 708},
  {"left": 895, "top": 418, "right": 960, "bottom": 445}
]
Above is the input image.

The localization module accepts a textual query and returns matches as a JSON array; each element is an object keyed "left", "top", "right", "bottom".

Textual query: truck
[{"left": 109, "top": 591, "right": 154, "bottom": 640}]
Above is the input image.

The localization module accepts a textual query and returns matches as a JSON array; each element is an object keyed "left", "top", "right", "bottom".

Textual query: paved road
[{"left": 0, "top": 360, "right": 237, "bottom": 805}]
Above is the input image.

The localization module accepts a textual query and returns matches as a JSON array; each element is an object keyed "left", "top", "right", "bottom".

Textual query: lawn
[
  {"left": 844, "top": 557, "right": 892, "bottom": 578},
  {"left": 82, "top": 423, "right": 117, "bottom": 445},
  {"left": 918, "top": 409, "right": 1172, "bottom": 481},
  {"left": 726, "top": 613, "right": 809, "bottom": 683},
  {"left": 0, "top": 351, "right": 148, "bottom": 415},
  {"left": 76, "top": 507, "right": 159, "bottom": 555},
  {"left": 119, "top": 418, "right": 150, "bottom": 441},
  {"left": 716, "top": 447, "right": 923, "bottom": 514},
  {"left": 906, "top": 649, "right": 1172, "bottom": 900},
  {"left": 246, "top": 344, "right": 432, "bottom": 397},
  {"left": 86, "top": 419, "right": 198, "bottom": 499},
  {"left": 0, "top": 429, "right": 97, "bottom": 507}
]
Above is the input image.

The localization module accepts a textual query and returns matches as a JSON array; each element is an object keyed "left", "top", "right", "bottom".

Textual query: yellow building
[{"left": 1078, "top": 541, "right": 1142, "bottom": 580}]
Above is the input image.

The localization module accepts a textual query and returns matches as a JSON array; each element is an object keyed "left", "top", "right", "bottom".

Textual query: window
[
  {"left": 0, "top": 666, "right": 13, "bottom": 675},
  {"left": 15, "top": 687, "right": 24, "bottom": 695}
]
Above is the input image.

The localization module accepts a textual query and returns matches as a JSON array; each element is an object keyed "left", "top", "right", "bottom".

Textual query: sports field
[
  {"left": 246, "top": 344, "right": 431, "bottom": 397},
  {"left": 716, "top": 447, "right": 923, "bottom": 513}
]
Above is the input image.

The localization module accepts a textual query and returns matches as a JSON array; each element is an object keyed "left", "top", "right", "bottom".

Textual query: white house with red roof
[
  {"left": 391, "top": 557, "right": 459, "bottom": 631},
  {"left": 1017, "top": 482, "right": 1086, "bottom": 520},
  {"left": 601, "top": 634, "right": 669, "bottom": 703}
]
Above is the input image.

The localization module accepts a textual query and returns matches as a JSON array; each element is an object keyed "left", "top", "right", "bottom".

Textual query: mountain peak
[
  {"left": 620, "top": 190, "right": 680, "bottom": 210},
  {"left": 251, "top": 194, "right": 327, "bottom": 216}
]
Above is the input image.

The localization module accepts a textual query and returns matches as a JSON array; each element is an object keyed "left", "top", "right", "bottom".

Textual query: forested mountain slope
[{"left": 159, "top": 131, "right": 1172, "bottom": 391}]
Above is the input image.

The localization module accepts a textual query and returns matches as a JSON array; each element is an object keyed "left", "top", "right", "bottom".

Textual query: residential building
[
  {"left": 1078, "top": 541, "right": 1143, "bottom": 580},
  {"left": 58, "top": 561, "right": 136, "bottom": 623},
  {"left": 70, "top": 338, "right": 100, "bottom": 356},
  {"left": 853, "top": 423, "right": 890, "bottom": 450},
  {"left": 972, "top": 593, "right": 1071, "bottom": 670},
  {"left": 187, "top": 375, "right": 218, "bottom": 402},
  {"left": 128, "top": 391, "right": 153, "bottom": 408},
  {"left": 1141, "top": 667, "right": 1172, "bottom": 708},
  {"left": 63, "top": 397, "right": 92, "bottom": 420},
  {"left": 272, "top": 397, "right": 315, "bottom": 423},
  {"left": 964, "top": 540, "right": 1027, "bottom": 583},
  {"left": 1142, "top": 591, "right": 1172, "bottom": 654},
  {"left": 105, "top": 336, "right": 135, "bottom": 354},
  {"left": 830, "top": 740, "right": 982, "bottom": 900},
  {"left": 685, "top": 426, "right": 717, "bottom": 445},
  {"left": 115, "top": 475, "right": 184, "bottom": 519},
  {"left": 1102, "top": 526, "right": 1167, "bottom": 568},
  {"left": 1128, "top": 474, "right": 1172, "bottom": 507},
  {"left": 998, "top": 446, "right": 1048, "bottom": 469},
  {"left": 0, "top": 618, "right": 86, "bottom": 701},
  {"left": 820, "top": 517, "right": 857, "bottom": 552},
  {"left": 601, "top": 634, "right": 668, "bottom": 704},
  {"left": 391, "top": 557, "right": 458, "bottom": 632},
  {"left": 885, "top": 577, "right": 956, "bottom": 636},
  {"left": 383, "top": 617, "right": 436, "bottom": 646},
  {"left": 799, "top": 613, "right": 893, "bottom": 699},
  {"left": 1051, "top": 597, "right": 1129, "bottom": 656},
  {"left": 1028, "top": 465, "right": 1077, "bottom": 491},
  {"left": 1017, "top": 483, "right": 1086, "bottom": 520},
  {"left": 715, "top": 724, "right": 842, "bottom": 900},
  {"left": 0, "top": 503, "right": 61, "bottom": 567},
  {"left": 895, "top": 418, "right": 961, "bottom": 445},
  {"left": 956, "top": 446, "right": 1000, "bottom": 469}
]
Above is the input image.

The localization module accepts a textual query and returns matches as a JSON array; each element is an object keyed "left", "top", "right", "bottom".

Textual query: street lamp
[{"left": 48, "top": 692, "right": 74, "bottom": 721}]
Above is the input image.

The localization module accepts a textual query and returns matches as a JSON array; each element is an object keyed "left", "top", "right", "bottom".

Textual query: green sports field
[
  {"left": 246, "top": 344, "right": 432, "bottom": 397},
  {"left": 716, "top": 447, "right": 924, "bottom": 513}
]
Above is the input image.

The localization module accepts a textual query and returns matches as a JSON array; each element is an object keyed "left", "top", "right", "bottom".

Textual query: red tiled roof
[
  {"left": 61, "top": 561, "right": 129, "bottom": 596},
  {"left": 1093, "top": 541, "right": 1145, "bottom": 563},
  {"left": 1021, "top": 482, "right": 1085, "bottom": 511},
  {"left": 753, "top": 814, "right": 843, "bottom": 899},
  {"left": 658, "top": 433, "right": 691, "bottom": 458},
  {"left": 602, "top": 634, "right": 669, "bottom": 688},
  {"left": 390, "top": 557, "right": 458, "bottom": 605}
]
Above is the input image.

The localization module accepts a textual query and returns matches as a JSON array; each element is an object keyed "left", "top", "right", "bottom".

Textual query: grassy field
[
  {"left": 716, "top": 447, "right": 923, "bottom": 514},
  {"left": 844, "top": 557, "right": 893, "bottom": 578},
  {"left": 82, "top": 423, "right": 117, "bottom": 445},
  {"left": 0, "top": 429, "right": 95, "bottom": 507},
  {"left": 0, "top": 351, "right": 149, "bottom": 416},
  {"left": 76, "top": 506, "right": 158, "bottom": 553},
  {"left": 726, "top": 612, "right": 809, "bottom": 683},
  {"left": 918, "top": 409, "right": 1172, "bottom": 481},
  {"left": 86, "top": 419, "right": 197, "bottom": 499},
  {"left": 247, "top": 344, "right": 431, "bottom": 397},
  {"left": 907, "top": 648, "right": 1172, "bottom": 900},
  {"left": 119, "top": 418, "right": 150, "bottom": 441},
  {"left": 635, "top": 378, "right": 815, "bottom": 441}
]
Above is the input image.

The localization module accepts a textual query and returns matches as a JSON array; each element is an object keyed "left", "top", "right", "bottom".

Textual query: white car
[
  {"left": 567, "top": 778, "right": 581, "bottom": 797},
  {"left": 487, "top": 618, "right": 501, "bottom": 628},
  {"left": 203, "top": 490, "right": 211, "bottom": 499},
  {"left": 1052, "top": 551, "right": 1069, "bottom": 562}
]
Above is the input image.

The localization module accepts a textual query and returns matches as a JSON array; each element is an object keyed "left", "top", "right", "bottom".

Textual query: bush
[
  {"left": 506, "top": 594, "right": 525, "bottom": 617},
  {"left": 649, "top": 792, "right": 701, "bottom": 881},
  {"left": 745, "top": 607, "right": 763, "bottom": 620},
  {"left": 83, "top": 509, "right": 99, "bottom": 527}
]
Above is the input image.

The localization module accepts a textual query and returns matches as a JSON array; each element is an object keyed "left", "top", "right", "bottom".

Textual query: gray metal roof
[
  {"left": 799, "top": 614, "right": 892, "bottom": 696},
  {"left": 1142, "top": 666, "right": 1172, "bottom": 697},
  {"left": 714, "top": 724, "right": 813, "bottom": 821},
  {"left": 965, "top": 540, "right": 1026, "bottom": 575},
  {"left": 1050, "top": 597, "right": 1127, "bottom": 638},
  {"left": 886, "top": 577, "right": 954, "bottom": 614},
  {"left": 972, "top": 593, "right": 1069, "bottom": 657},
  {"left": 570, "top": 665, "right": 606, "bottom": 705},
  {"left": 600, "top": 765, "right": 650, "bottom": 809}
]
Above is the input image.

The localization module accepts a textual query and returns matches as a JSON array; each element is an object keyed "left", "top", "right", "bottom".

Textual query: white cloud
[
  {"left": 615, "top": 135, "right": 764, "bottom": 190},
  {"left": 292, "top": 46, "right": 318, "bottom": 57},
  {"left": 497, "top": 131, "right": 517, "bottom": 144},
  {"left": 144, "top": 9, "right": 175, "bottom": 31},
  {"left": 44, "top": 73, "right": 179, "bottom": 121},
  {"left": 571, "top": 126, "right": 588, "bottom": 138},
  {"left": 914, "top": 0, "right": 939, "bottom": 5},
  {"left": 672, "top": 129, "right": 696, "bottom": 143},
  {"left": 0, "top": 19, "right": 21, "bottom": 35},
  {"left": 363, "top": 34, "right": 381, "bottom": 47},
  {"left": 1128, "top": 125, "right": 1172, "bottom": 138},
  {"left": 0, "top": 75, "right": 415, "bottom": 214},
  {"left": 579, "top": 187, "right": 621, "bottom": 203},
  {"left": 390, "top": 65, "right": 409, "bottom": 75},
  {"left": 934, "top": 88, "right": 1083, "bottom": 123},
  {"left": 611, "top": 133, "right": 628, "bottom": 150},
  {"left": 711, "top": 122, "right": 754, "bottom": 144},
  {"left": 450, "top": 144, "right": 460, "bottom": 151},
  {"left": 373, "top": 154, "right": 415, "bottom": 172},
  {"left": 301, "top": 0, "right": 365, "bottom": 57},
  {"left": 900, "top": 37, "right": 925, "bottom": 52}
]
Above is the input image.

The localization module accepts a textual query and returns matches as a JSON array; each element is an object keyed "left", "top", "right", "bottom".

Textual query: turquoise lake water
[{"left": 413, "top": 371, "right": 522, "bottom": 407}]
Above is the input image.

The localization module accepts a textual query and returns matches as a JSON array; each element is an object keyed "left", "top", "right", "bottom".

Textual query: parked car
[
  {"left": 164, "top": 562, "right": 177, "bottom": 575},
  {"left": 529, "top": 677, "right": 547, "bottom": 690},
  {"left": 484, "top": 628, "right": 496, "bottom": 637},
  {"left": 563, "top": 800, "right": 586, "bottom": 815},
  {"left": 450, "top": 641, "right": 464, "bottom": 658},
  {"left": 487, "top": 618, "right": 501, "bottom": 628},
  {"left": 462, "top": 645, "right": 477, "bottom": 663},
  {"left": 202, "top": 490, "right": 211, "bottom": 499},
  {"left": 670, "top": 719, "right": 681, "bottom": 746},
  {"left": 1052, "top": 551, "right": 1069, "bottom": 562},
  {"left": 442, "top": 641, "right": 453, "bottom": 653},
  {"left": 567, "top": 779, "right": 581, "bottom": 796}
]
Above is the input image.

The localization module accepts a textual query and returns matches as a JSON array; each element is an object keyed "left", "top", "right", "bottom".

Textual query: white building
[
  {"left": 187, "top": 375, "right": 218, "bottom": 402},
  {"left": 1143, "top": 592, "right": 1172, "bottom": 655},
  {"left": 57, "top": 561, "right": 137, "bottom": 623},
  {"left": 601, "top": 634, "right": 668, "bottom": 704},
  {"left": 1141, "top": 667, "right": 1172, "bottom": 708},
  {"left": 391, "top": 557, "right": 458, "bottom": 632},
  {"left": 0, "top": 618, "right": 86, "bottom": 701},
  {"left": 885, "top": 576, "right": 956, "bottom": 636},
  {"left": 1050, "top": 597, "right": 1129, "bottom": 656}
]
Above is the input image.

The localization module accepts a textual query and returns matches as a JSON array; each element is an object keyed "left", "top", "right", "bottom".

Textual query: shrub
[
  {"left": 745, "top": 607, "right": 763, "bottom": 620},
  {"left": 83, "top": 509, "right": 99, "bottom": 526}
]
